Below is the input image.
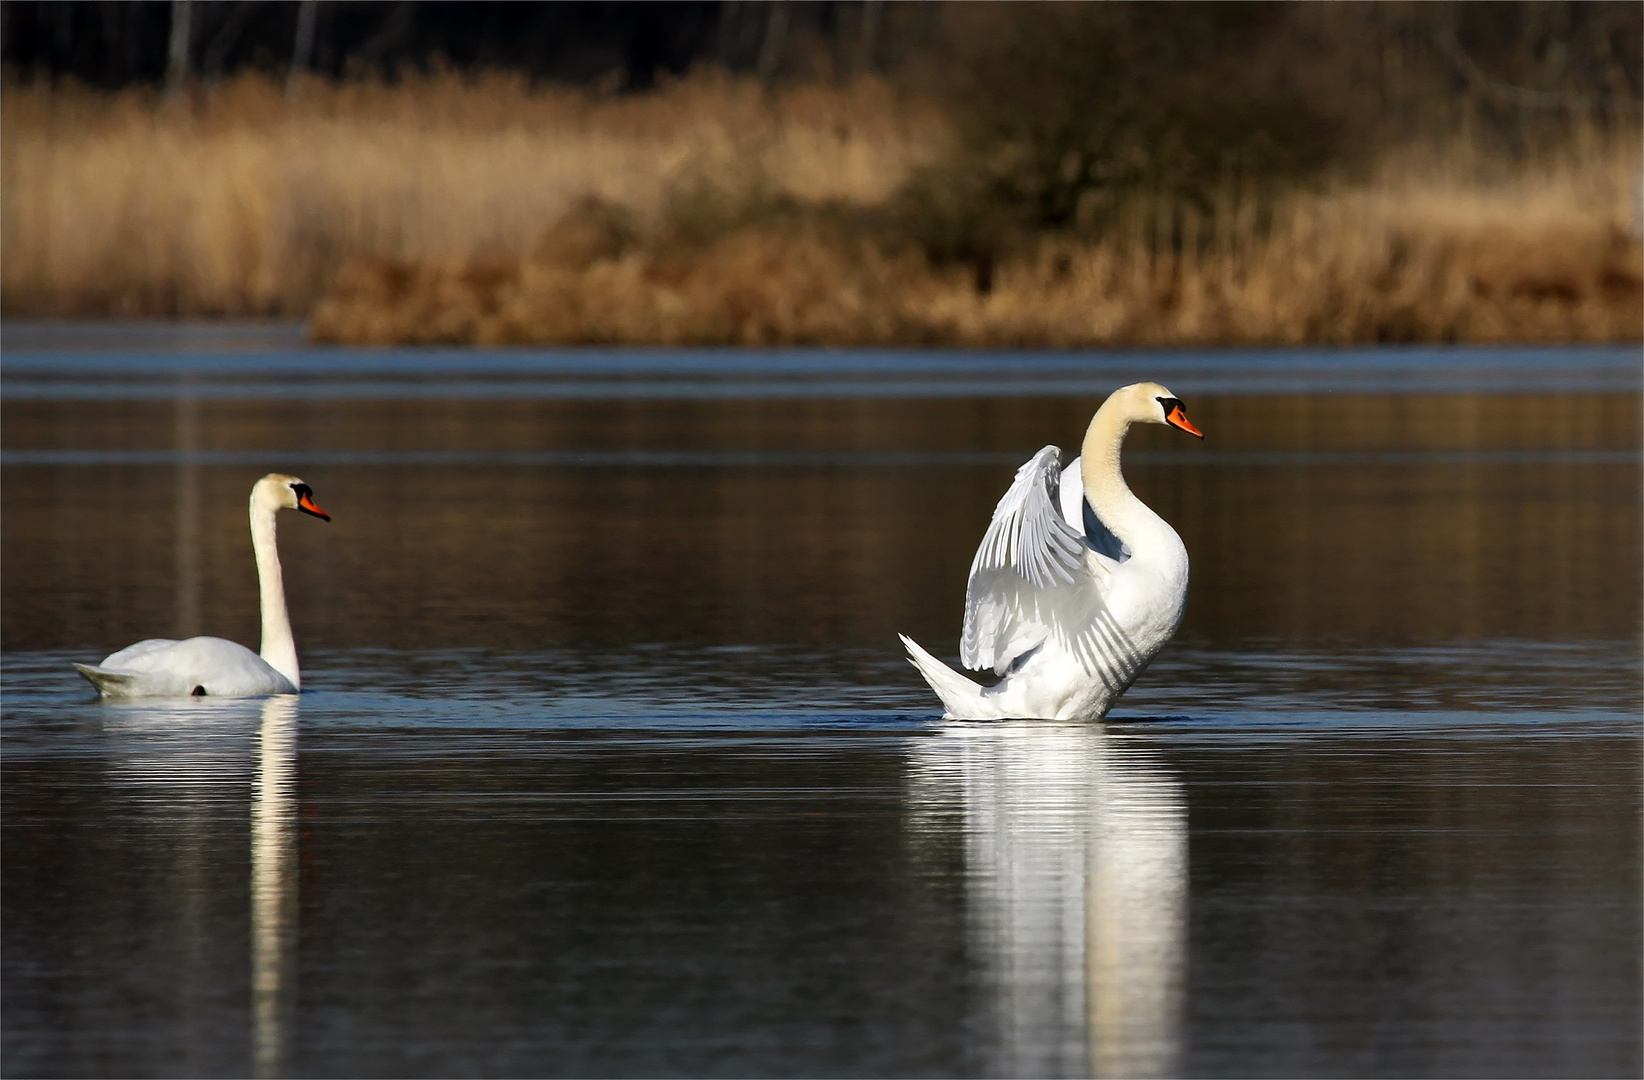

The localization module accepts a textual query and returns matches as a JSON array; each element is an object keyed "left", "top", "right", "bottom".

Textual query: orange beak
[
  {"left": 297, "top": 492, "right": 331, "bottom": 521},
  {"left": 1166, "top": 404, "right": 1204, "bottom": 439}
]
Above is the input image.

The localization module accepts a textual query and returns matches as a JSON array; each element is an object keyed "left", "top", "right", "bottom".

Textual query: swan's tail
[
  {"left": 73, "top": 663, "right": 139, "bottom": 698},
  {"left": 899, "top": 634, "right": 992, "bottom": 719}
]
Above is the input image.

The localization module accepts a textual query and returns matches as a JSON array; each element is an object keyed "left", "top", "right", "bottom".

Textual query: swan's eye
[
  {"left": 1156, "top": 396, "right": 1185, "bottom": 414},
  {"left": 291, "top": 483, "right": 331, "bottom": 521}
]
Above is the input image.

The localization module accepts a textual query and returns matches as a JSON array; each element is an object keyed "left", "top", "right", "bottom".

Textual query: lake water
[{"left": 3, "top": 325, "right": 1640, "bottom": 1077}]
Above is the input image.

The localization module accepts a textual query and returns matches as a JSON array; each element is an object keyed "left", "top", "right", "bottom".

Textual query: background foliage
[{"left": 4, "top": 2, "right": 1639, "bottom": 344}]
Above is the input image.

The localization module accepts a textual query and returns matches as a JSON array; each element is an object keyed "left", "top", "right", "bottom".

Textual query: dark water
[{"left": 3, "top": 329, "right": 1640, "bottom": 1077}]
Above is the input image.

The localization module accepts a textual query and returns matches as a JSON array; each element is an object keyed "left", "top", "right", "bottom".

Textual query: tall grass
[
  {"left": 1, "top": 71, "right": 945, "bottom": 317},
  {"left": 3, "top": 71, "right": 1639, "bottom": 344}
]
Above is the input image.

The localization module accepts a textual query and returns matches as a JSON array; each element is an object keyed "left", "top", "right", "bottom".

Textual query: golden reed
[{"left": 3, "top": 72, "right": 1638, "bottom": 345}]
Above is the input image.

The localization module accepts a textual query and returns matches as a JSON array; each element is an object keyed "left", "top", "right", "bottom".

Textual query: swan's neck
[
  {"left": 1080, "top": 396, "right": 1167, "bottom": 556},
  {"left": 250, "top": 500, "right": 300, "bottom": 689}
]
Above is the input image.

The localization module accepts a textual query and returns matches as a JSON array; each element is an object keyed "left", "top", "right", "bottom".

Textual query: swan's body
[
  {"left": 75, "top": 474, "right": 330, "bottom": 699},
  {"left": 901, "top": 383, "right": 1203, "bottom": 721}
]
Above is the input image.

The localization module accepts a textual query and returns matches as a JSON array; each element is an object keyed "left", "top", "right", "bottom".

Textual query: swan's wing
[
  {"left": 100, "top": 638, "right": 180, "bottom": 668},
  {"left": 969, "top": 446, "right": 1088, "bottom": 590},
  {"left": 961, "top": 446, "right": 1116, "bottom": 675},
  {"left": 1058, "top": 456, "right": 1085, "bottom": 530},
  {"left": 91, "top": 637, "right": 293, "bottom": 697}
]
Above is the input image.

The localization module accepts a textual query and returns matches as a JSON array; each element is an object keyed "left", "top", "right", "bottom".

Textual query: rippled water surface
[{"left": 3, "top": 327, "right": 1640, "bottom": 1077}]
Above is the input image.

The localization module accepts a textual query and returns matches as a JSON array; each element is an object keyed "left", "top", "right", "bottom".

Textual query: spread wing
[{"left": 960, "top": 446, "right": 1122, "bottom": 677}]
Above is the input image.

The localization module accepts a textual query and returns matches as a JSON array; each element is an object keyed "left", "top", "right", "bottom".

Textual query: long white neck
[
  {"left": 1080, "top": 392, "right": 1172, "bottom": 559},
  {"left": 250, "top": 497, "right": 300, "bottom": 689}
]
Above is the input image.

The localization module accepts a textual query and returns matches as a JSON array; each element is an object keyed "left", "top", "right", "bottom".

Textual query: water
[{"left": 3, "top": 326, "right": 1640, "bottom": 1077}]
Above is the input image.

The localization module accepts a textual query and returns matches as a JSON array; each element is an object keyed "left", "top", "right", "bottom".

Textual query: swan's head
[
  {"left": 255, "top": 473, "right": 331, "bottom": 521},
  {"left": 1125, "top": 382, "right": 1204, "bottom": 439}
]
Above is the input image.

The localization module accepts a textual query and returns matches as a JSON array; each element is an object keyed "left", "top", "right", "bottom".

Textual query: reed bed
[
  {"left": 1, "top": 72, "right": 944, "bottom": 317},
  {"left": 4, "top": 72, "right": 1639, "bottom": 344}
]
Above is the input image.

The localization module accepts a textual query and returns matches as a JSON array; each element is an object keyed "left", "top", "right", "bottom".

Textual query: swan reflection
[
  {"left": 909, "top": 724, "right": 1186, "bottom": 1078},
  {"left": 100, "top": 697, "right": 263, "bottom": 790},
  {"left": 251, "top": 695, "right": 299, "bottom": 1079},
  {"left": 98, "top": 694, "right": 299, "bottom": 1073}
]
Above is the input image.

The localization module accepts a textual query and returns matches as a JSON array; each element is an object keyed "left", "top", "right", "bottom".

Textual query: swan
[
  {"left": 74, "top": 474, "right": 331, "bottom": 699},
  {"left": 901, "top": 383, "right": 1203, "bottom": 721}
]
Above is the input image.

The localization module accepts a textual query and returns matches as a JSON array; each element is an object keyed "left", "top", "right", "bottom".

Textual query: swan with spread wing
[{"left": 901, "top": 383, "right": 1203, "bottom": 721}]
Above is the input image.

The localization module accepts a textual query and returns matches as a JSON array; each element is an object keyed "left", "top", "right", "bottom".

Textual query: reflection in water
[
  {"left": 910, "top": 726, "right": 1186, "bottom": 1079},
  {"left": 97, "top": 696, "right": 300, "bottom": 1076},
  {"left": 251, "top": 696, "right": 299, "bottom": 1079},
  {"left": 101, "top": 705, "right": 257, "bottom": 790},
  {"left": 97, "top": 698, "right": 264, "bottom": 1073}
]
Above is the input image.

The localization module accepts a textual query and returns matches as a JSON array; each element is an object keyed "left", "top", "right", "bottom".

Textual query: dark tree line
[
  {"left": 3, "top": 1, "right": 1636, "bottom": 122},
  {"left": 0, "top": 1, "right": 932, "bottom": 89}
]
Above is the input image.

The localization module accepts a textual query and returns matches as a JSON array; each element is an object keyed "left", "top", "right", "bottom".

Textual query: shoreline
[{"left": 6, "top": 75, "right": 1640, "bottom": 346}]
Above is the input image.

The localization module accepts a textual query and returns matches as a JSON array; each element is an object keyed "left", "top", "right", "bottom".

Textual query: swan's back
[
  {"left": 78, "top": 636, "right": 294, "bottom": 698},
  {"left": 99, "top": 638, "right": 183, "bottom": 669}
]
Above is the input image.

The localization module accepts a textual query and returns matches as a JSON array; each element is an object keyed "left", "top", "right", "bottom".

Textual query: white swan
[
  {"left": 901, "top": 383, "right": 1203, "bottom": 720},
  {"left": 74, "top": 474, "right": 330, "bottom": 699}
]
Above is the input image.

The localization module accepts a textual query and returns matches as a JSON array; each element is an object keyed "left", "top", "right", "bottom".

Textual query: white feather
[
  {"left": 900, "top": 382, "right": 1198, "bottom": 721},
  {"left": 961, "top": 447, "right": 1119, "bottom": 679},
  {"left": 74, "top": 474, "right": 326, "bottom": 700}
]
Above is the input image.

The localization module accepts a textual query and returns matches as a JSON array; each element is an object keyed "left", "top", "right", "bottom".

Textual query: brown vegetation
[
  {"left": 310, "top": 155, "right": 1644, "bottom": 346},
  {"left": 1, "top": 71, "right": 944, "bottom": 319},
  {"left": 4, "top": 59, "right": 1640, "bottom": 345}
]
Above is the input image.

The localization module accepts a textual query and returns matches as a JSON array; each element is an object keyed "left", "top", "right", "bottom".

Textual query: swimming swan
[
  {"left": 901, "top": 383, "right": 1203, "bottom": 720},
  {"left": 74, "top": 474, "right": 331, "bottom": 699}
]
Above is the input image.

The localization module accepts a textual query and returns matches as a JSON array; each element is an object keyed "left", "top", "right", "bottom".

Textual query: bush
[{"left": 901, "top": 3, "right": 1341, "bottom": 276}]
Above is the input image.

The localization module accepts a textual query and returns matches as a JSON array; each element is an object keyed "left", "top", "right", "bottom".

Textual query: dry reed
[
  {"left": 4, "top": 72, "right": 1639, "bottom": 344},
  {"left": 1, "top": 71, "right": 944, "bottom": 317}
]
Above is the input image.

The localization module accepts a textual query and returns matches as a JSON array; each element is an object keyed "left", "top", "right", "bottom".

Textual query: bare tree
[
  {"left": 857, "top": 0, "right": 881, "bottom": 76},
  {"left": 166, "top": 0, "right": 192, "bottom": 98},
  {"left": 289, "top": 0, "right": 319, "bottom": 99},
  {"left": 756, "top": 3, "right": 788, "bottom": 81}
]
